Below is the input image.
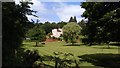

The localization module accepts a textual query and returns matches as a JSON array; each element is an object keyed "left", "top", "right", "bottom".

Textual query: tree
[
  {"left": 69, "top": 16, "right": 77, "bottom": 22},
  {"left": 81, "top": 2, "right": 120, "bottom": 46},
  {"left": 27, "top": 26, "right": 46, "bottom": 46},
  {"left": 73, "top": 16, "right": 77, "bottom": 22},
  {"left": 62, "top": 22, "right": 82, "bottom": 45},
  {"left": 99, "top": 8, "right": 120, "bottom": 47},
  {"left": 40, "top": 21, "right": 52, "bottom": 35},
  {"left": 78, "top": 19, "right": 86, "bottom": 35},
  {"left": 69, "top": 17, "right": 73, "bottom": 22},
  {"left": 51, "top": 22, "right": 57, "bottom": 29},
  {"left": 2, "top": 2, "right": 36, "bottom": 66},
  {"left": 57, "top": 21, "right": 67, "bottom": 28}
]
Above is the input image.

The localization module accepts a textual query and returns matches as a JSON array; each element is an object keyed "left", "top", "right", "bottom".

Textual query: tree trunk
[
  {"left": 118, "top": 42, "right": 120, "bottom": 46},
  {"left": 75, "top": 60, "right": 79, "bottom": 68},
  {"left": 55, "top": 60, "right": 58, "bottom": 68},
  {"left": 107, "top": 44, "right": 110, "bottom": 49},
  {"left": 89, "top": 43, "right": 92, "bottom": 46},
  {"left": 36, "top": 42, "right": 37, "bottom": 47}
]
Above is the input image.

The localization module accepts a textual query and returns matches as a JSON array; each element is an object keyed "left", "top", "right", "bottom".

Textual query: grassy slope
[{"left": 22, "top": 41, "right": 119, "bottom": 67}]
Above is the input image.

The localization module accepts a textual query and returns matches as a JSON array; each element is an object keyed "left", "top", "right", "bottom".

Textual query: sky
[{"left": 15, "top": 0, "right": 85, "bottom": 23}]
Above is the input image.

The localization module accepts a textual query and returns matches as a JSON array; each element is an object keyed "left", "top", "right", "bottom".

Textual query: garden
[
  {"left": 20, "top": 40, "right": 119, "bottom": 67},
  {"left": 2, "top": 1, "right": 120, "bottom": 68}
]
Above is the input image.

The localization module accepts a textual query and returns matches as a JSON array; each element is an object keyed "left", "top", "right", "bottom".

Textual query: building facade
[{"left": 51, "top": 28, "right": 63, "bottom": 38}]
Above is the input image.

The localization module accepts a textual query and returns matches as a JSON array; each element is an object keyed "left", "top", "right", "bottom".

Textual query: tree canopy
[
  {"left": 27, "top": 25, "right": 46, "bottom": 46},
  {"left": 62, "top": 22, "right": 82, "bottom": 44},
  {"left": 2, "top": 2, "right": 36, "bottom": 66},
  {"left": 69, "top": 16, "right": 77, "bottom": 22},
  {"left": 33, "top": 21, "right": 67, "bottom": 35},
  {"left": 81, "top": 2, "right": 120, "bottom": 45}
]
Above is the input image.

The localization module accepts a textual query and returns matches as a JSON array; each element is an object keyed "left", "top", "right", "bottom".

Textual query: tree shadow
[
  {"left": 33, "top": 45, "right": 45, "bottom": 47},
  {"left": 41, "top": 52, "right": 81, "bottom": 68},
  {"left": 22, "top": 42, "right": 46, "bottom": 47},
  {"left": 92, "top": 46, "right": 119, "bottom": 49},
  {"left": 15, "top": 49, "right": 41, "bottom": 67},
  {"left": 78, "top": 53, "right": 120, "bottom": 68},
  {"left": 109, "top": 43, "right": 120, "bottom": 46},
  {"left": 22, "top": 43, "right": 34, "bottom": 47},
  {"left": 64, "top": 43, "right": 85, "bottom": 46}
]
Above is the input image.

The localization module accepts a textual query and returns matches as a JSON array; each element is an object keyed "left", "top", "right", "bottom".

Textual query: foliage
[
  {"left": 27, "top": 26, "right": 46, "bottom": 46},
  {"left": 79, "top": 54, "right": 120, "bottom": 67},
  {"left": 11, "top": 49, "right": 40, "bottom": 67},
  {"left": 62, "top": 22, "right": 82, "bottom": 44},
  {"left": 78, "top": 19, "right": 87, "bottom": 35},
  {"left": 69, "top": 16, "right": 77, "bottom": 22},
  {"left": 57, "top": 21, "right": 67, "bottom": 28},
  {"left": 40, "top": 21, "right": 53, "bottom": 35},
  {"left": 35, "top": 21, "right": 67, "bottom": 35},
  {"left": 81, "top": 2, "right": 120, "bottom": 45},
  {"left": 2, "top": 2, "right": 36, "bottom": 66},
  {"left": 32, "top": 52, "right": 80, "bottom": 68}
]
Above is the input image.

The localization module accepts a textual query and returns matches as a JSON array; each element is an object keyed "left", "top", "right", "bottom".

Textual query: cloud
[
  {"left": 15, "top": 0, "right": 85, "bottom": 23},
  {"left": 30, "top": 0, "right": 46, "bottom": 13},
  {"left": 14, "top": 0, "right": 20, "bottom": 4},
  {"left": 34, "top": 0, "right": 86, "bottom": 2},
  {"left": 15, "top": 0, "right": 47, "bottom": 22},
  {"left": 26, "top": 0, "right": 47, "bottom": 22},
  {"left": 55, "top": 3, "right": 85, "bottom": 22}
]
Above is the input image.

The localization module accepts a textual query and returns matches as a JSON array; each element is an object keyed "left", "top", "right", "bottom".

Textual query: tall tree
[
  {"left": 2, "top": 2, "right": 36, "bottom": 66},
  {"left": 78, "top": 19, "right": 86, "bottom": 35},
  {"left": 69, "top": 16, "right": 77, "bottom": 22},
  {"left": 81, "top": 2, "right": 120, "bottom": 45},
  {"left": 73, "top": 16, "right": 77, "bottom": 22},
  {"left": 69, "top": 17, "right": 73, "bottom": 22}
]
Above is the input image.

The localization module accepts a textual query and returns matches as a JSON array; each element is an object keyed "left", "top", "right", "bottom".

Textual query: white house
[{"left": 51, "top": 28, "right": 63, "bottom": 38}]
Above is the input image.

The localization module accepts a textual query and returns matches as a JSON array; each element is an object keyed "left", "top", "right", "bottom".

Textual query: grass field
[{"left": 21, "top": 41, "right": 120, "bottom": 67}]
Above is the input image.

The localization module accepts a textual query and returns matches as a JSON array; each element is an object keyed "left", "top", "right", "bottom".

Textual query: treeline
[
  {"left": 25, "top": 16, "right": 86, "bottom": 46},
  {"left": 28, "top": 16, "right": 86, "bottom": 36},
  {"left": 29, "top": 21, "right": 67, "bottom": 35}
]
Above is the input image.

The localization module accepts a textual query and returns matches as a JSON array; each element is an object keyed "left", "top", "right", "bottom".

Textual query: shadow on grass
[
  {"left": 109, "top": 43, "right": 120, "bottom": 46},
  {"left": 22, "top": 43, "right": 45, "bottom": 47},
  {"left": 22, "top": 43, "right": 35, "bottom": 47},
  {"left": 22, "top": 43, "right": 30, "bottom": 46},
  {"left": 92, "top": 46, "right": 119, "bottom": 49},
  {"left": 78, "top": 53, "right": 120, "bottom": 68},
  {"left": 63, "top": 43, "right": 85, "bottom": 46},
  {"left": 33, "top": 45, "right": 45, "bottom": 47}
]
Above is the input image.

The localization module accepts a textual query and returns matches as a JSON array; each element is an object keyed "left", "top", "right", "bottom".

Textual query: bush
[
  {"left": 52, "top": 36, "right": 56, "bottom": 39},
  {"left": 81, "top": 38, "right": 90, "bottom": 45},
  {"left": 57, "top": 37, "right": 63, "bottom": 41},
  {"left": 41, "top": 42, "right": 45, "bottom": 44},
  {"left": 16, "top": 50, "right": 40, "bottom": 67}
]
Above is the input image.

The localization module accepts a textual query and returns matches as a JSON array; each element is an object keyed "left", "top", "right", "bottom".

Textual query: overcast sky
[{"left": 15, "top": 0, "right": 85, "bottom": 23}]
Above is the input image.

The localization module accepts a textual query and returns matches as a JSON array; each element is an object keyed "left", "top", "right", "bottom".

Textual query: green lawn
[{"left": 21, "top": 41, "right": 119, "bottom": 67}]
